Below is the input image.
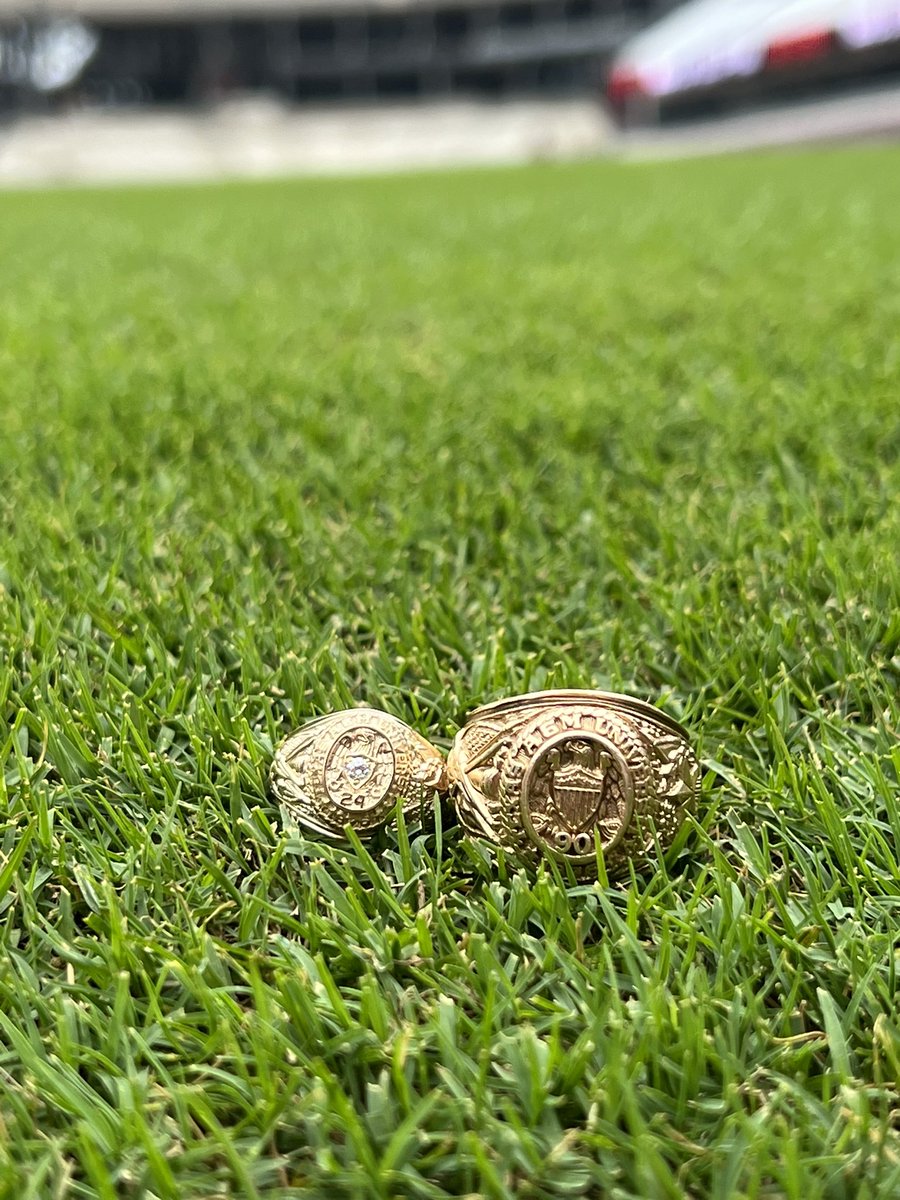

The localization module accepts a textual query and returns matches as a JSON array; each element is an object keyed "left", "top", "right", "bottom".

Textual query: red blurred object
[
  {"left": 606, "top": 65, "right": 648, "bottom": 105},
  {"left": 765, "top": 28, "right": 836, "bottom": 69}
]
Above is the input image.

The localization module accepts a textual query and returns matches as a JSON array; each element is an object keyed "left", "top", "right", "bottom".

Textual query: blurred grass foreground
[{"left": 0, "top": 149, "right": 899, "bottom": 1198}]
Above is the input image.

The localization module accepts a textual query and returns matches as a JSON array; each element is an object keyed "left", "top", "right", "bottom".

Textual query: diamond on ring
[{"left": 271, "top": 707, "right": 447, "bottom": 840}]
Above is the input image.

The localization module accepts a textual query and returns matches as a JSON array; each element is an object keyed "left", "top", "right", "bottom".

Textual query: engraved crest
[
  {"left": 520, "top": 727, "right": 633, "bottom": 859},
  {"left": 543, "top": 739, "right": 612, "bottom": 830},
  {"left": 323, "top": 727, "right": 395, "bottom": 811}
]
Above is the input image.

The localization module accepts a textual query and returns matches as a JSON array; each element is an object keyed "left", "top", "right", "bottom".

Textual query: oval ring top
[
  {"left": 323, "top": 726, "right": 396, "bottom": 813},
  {"left": 519, "top": 728, "right": 634, "bottom": 861}
]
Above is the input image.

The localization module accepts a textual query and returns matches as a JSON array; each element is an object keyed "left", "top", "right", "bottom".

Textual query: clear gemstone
[{"left": 344, "top": 756, "right": 372, "bottom": 783}]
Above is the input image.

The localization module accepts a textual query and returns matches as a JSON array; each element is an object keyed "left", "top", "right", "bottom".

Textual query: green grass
[{"left": 0, "top": 146, "right": 898, "bottom": 1199}]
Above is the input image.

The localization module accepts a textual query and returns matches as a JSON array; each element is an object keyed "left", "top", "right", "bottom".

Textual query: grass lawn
[{"left": 0, "top": 147, "right": 898, "bottom": 1199}]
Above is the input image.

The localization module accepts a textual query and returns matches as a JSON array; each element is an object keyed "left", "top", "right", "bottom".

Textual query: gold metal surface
[
  {"left": 271, "top": 707, "right": 447, "bottom": 839},
  {"left": 448, "top": 689, "right": 699, "bottom": 878}
]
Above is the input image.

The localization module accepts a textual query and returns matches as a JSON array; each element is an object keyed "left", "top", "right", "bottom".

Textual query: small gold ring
[
  {"left": 447, "top": 689, "right": 699, "bottom": 878},
  {"left": 271, "top": 708, "right": 447, "bottom": 839}
]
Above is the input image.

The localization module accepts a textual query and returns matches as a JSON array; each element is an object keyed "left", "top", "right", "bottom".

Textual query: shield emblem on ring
[{"left": 543, "top": 739, "right": 611, "bottom": 832}]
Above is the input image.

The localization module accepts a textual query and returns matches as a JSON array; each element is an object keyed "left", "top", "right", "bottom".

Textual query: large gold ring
[
  {"left": 448, "top": 690, "right": 699, "bottom": 877},
  {"left": 271, "top": 708, "right": 447, "bottom": 839}
]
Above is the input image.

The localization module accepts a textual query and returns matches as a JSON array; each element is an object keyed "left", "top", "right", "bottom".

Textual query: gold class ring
[
  {"left": 270, "top": 708, "right": 447, "bottom": 839},
  {"left": 447, "top": 690, "right": 699, "bottom": 878}
]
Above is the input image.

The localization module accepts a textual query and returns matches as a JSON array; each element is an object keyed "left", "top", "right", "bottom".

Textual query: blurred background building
[
  {"left": 0, "top": 0, "right": 681, "bottom": 111},
  {"left": 1, "top": 1, "right": 899, "bottom": 182}
]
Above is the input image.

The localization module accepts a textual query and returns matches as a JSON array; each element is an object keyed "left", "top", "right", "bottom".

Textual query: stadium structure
[{"left": 0, "top": 0, "right": 682, "bottom": 109}]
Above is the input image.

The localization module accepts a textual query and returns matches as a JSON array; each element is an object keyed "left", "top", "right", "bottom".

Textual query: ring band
[
  {"left": 271, "top": 707, "right": 447, "bottom": 839},
  {"left": 447, "top": 690, "right": 699, "bottom": 877}
]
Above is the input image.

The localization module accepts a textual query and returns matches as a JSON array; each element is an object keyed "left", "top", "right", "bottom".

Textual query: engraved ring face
[
  {"left": 519, "top": 728, "right": 633, "bottom": 862},
  {"left": 447, "top": 690, "right": 699, "bottom": 878},
  {"left": 271, "top": 708, "right": 446, "bottom": 839},
  {"left": 322, "top": 727, "right": 395, "bottom": 813}
]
